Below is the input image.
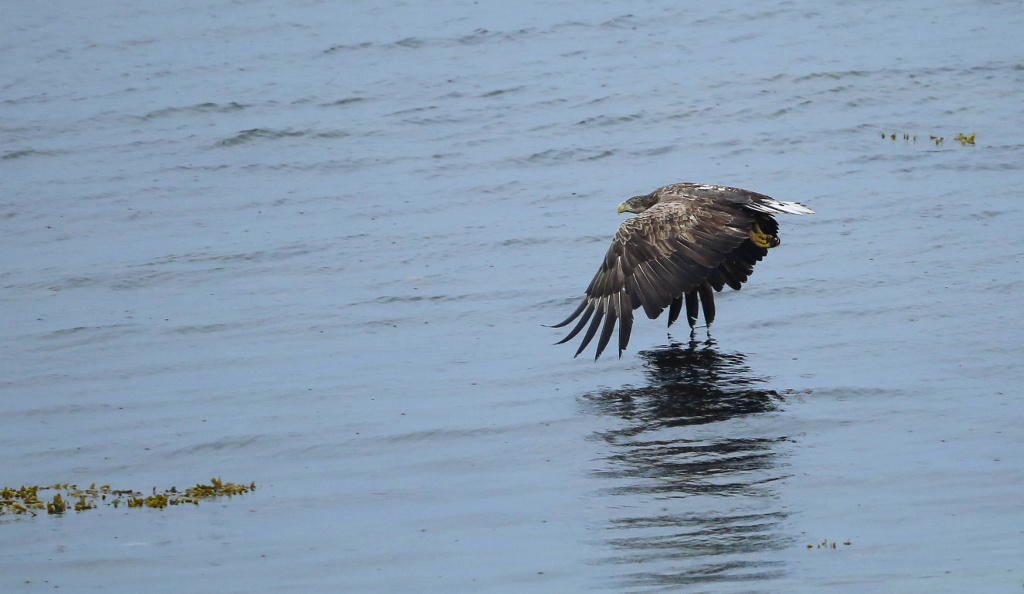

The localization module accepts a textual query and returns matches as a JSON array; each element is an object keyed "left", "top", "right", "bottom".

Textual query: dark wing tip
[
  {"left": 554, "top": 302, "right": 595, "bottom": 345},
  {"left": 593, "top": 304, "right": 617, "bottom": 360},
  {"left": 547, "top": 297, "right": 588, "bottom": 328},
  {"left": 551, "top": 292, "right": 634, "bottom": 361},
  {"left": 573, "top": 304, "right": 605, "bottom": 358}
]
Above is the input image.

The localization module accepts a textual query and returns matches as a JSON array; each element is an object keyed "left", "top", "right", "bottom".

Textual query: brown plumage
[{"left": 551, "top": 182, "right": 814, "bottom": 360}]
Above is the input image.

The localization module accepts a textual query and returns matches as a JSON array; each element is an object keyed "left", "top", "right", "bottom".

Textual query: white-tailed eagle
[{"left": 551, "top": 182, "right": 814, "bottom": 360}]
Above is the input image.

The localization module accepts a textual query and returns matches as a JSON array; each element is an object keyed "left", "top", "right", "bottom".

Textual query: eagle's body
[{"left": 552, "top": 182, "right": 814, "bottom": 360}]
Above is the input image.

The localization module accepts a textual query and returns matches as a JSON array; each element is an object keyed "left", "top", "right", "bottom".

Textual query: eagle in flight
[{"left": 551, "top": 182, "right": 814, "bottom": 360}]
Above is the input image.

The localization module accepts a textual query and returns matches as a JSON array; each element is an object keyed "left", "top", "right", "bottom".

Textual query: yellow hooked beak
[{"left": 616, "top": 202, "right": 628, "bottom": 214}]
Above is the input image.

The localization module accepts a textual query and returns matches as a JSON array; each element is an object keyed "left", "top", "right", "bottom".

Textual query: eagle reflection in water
[
  {"left": 582, "top": 338, "right": 792, "bottom": 590},
  {"left": 587, "top": 337, "right": 782, "bottom": 431}
]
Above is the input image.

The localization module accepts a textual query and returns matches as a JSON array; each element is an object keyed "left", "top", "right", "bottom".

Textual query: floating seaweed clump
[
  {"left": 953, "top": 132, "right": 975, "bottom": 145},
  {"left": 878, "top": 130, "right": 975, "bottom": 146},
  {"left": 805, "top": 538, "right": 852, "bottom": 550},
  {"left": 1, "top": 479, "right": 256, "bottom": 517}
]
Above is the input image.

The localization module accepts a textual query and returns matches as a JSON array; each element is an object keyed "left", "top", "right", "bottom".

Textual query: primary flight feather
[{"left": 551, "top": 182, "right": 814, "bottom": 360}]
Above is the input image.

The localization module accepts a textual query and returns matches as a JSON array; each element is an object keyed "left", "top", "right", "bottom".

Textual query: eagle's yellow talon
[
  {"left": 749, "top": 225, "right": 777, "bottom": 249},
  {"left": 750, "top": 230, "right": 770, "bottom": 248}
]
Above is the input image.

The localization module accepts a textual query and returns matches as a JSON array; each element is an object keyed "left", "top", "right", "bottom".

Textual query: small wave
[
  {"left": 481, "top": 87, "right": 523, "bottom": 98},
  {"left": 141, "top": 101, "right": 247, "bottom": 120},
  {"left": 169, "top": 435, "right": 263, "bottom": 455},
  {"left": 32, "top": 323, "right": 138, "bottom": 350},
  {"left": 374, "top": 294, "right": 469, "bottom": 304},
  {"left": 631, "top": 145, "right": 676, "bottom": 157},
  {"left": 324, "top": 97, "right": 365, "bottom": 107},
  {"left": 793, "top": 70, "right": 871, "bottom": 83},
  {"left": 457, "top": 28, "right": 532, "bottom": 45},
  {"left": 2, "top": 148, "right": 65, "bottom": 160},
  {"left": 575, "top": 113, "right": 644, "bottom": 127},
  {"left": 322, "top": 27, "right": 535, "bottom": 56},
  {"left": 322, "top": 41, "right": 374, "bottom": 54},
  {"left": 523, "top": 148, "right": 615, "bottom": 164},
  {"left": 214, "top": 128, "right": 349, "bottom": 147},
  {"left": 600, "top": 14, "right": 638, "bottom": 29},
  {"left": 393, "top": 37, "right": 425, "bottom": 49}
]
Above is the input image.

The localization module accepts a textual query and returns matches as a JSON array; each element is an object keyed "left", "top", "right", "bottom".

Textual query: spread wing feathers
[
  {"left": 670, "top": 225, "right": 771, "bottom": 329},
  {"left": 551, "top": 199, "right": 752, "bottom": 359},
  {"left": 706, "top": 237, "right": 769, "bottom": 292},
  {"left": 670, "top": 281, "right": 721, "bottom": 329}
]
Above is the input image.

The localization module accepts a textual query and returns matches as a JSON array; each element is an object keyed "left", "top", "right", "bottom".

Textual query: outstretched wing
[{"left": 551, "top": 197, "right": 753, "bottom": 360}]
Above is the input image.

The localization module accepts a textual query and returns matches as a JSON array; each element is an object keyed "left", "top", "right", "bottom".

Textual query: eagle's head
[{"left": 616, "top": 193, "right": 659, "bottom": 214}]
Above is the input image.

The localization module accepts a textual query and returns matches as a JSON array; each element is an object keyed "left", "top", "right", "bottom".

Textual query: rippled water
[{"left": 3, "top": 0, "right": 1024, "bottom": 592}]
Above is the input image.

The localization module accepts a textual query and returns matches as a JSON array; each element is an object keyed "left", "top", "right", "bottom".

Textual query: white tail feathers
[{"left": 746, "top": 198, "right": 816, "bottom": 216}]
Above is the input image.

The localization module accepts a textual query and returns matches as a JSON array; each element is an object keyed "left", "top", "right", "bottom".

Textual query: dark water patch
[
  {"left": 108, "top": 255, "right": 338, "bottom": 289},
  {"left": 600, "top": 14, "right": 638, "bottom": 29},
  {"left": 630, "top": 144, "right": 676, "bottom": 156},
  {"left": 398, "top": 113, "right": 463, "bottom": 125},
  {"left": 139, "top": 244, "right": 324, "bottom": 267},
  {"left": 322, "top": 41, "right": 374, "bottom": 54},
  {"left": 46, "top": 276, "right": 99, "bottom": 291},
  {"left": 376, "top": 425, "right": 528, "bottom": 444},
  {"left": 242, "top": 156, "right": 416, "bottom": 173},
  {"left": 575, "top": 113, "right": 644, "bottom": 126},
  {"left": 28, "top": 323, "right": 140, "bottom": 351},
  {"left": 40, "top": 324, "right": 129, "bottom": 339},
  {"left": 323, "top": 97, "right": 366, "bottom": 107},
  {"left": 168, "top": 435, "right": 263, "bottom": 455},
  {"left": 2, "top": 148, "right": 65, "bottom": 160},
  {"left": 215, "top": 128, "right": 303, "bottom": 147},
  {"left": 374, "top": 294, "right": 470, "bottom": 304},
  {"left": 323, "top": 27, "right": 535, "bottom": 56},
  {"left": 11, "top": 402, "right": 115, "bottom": 417},
  {"left": 481, "top": 87, "right": 523, "bottom": 98},
  {"left": 310, "top": 130, "right": 351, "bottom": 139},
  {"left": 164, "top": 163, "right": 231, "bottom": 172},
  {"left": 793, "top": 63, "right": 1017, "bottom": 89},
  {"left": 349, "top": 317, "right": 418, "bottom": 329},
  {"left": 0, "top": 373, "right": 71, "bottom": 391},
  {"left": 107, "top": 271, "right": 177, "bottom": 291},
  {"left": 140, "top": 101, "right": 247, "bottom": 120},
  {"left": 940, "top": 160, "right": 1024, "bottom": 172},
  {"left": 801, "top": 386, "right": 907, "bottom": 400},
  {"left": 457, "top": 28, "right": 533, "bottom": 45},
  {"left": 522, "top": 148, "right": 617, "bottom": 165},
  {"left": 172, "top": 323, "right": 242, "bottom": 335},
  {"left": 494, "top": 237, "right": 564, "bottom": 247},
  {"left": 792, "top": 70, "right": 873, "bottom": 83},
  {"left": 214, "top": 128, "right": 349, "bottom": 147},
  {"left": 548, "top": 20, "right": 590, "bottom": 32},
  {"left": 664, "top": 107, "right": 714, "bottom": 121},
  {"left": 388, "top": 105, "right": 436, "bottom": 117},
  {"left": 2, "top": 94, "right": 49, "bottom": 106},
  {"left": 393, "top": 36, "right": 425, "bottom": 48}
]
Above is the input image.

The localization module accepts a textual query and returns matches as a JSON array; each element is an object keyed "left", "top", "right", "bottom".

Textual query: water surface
[{"left": 3, "top": 0, "right": 1024, "bottom": 592}]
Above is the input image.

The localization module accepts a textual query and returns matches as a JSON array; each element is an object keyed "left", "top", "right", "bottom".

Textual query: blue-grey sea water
[{"left": 3, "top": 0, "right": 1023, "bottom": 592}]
